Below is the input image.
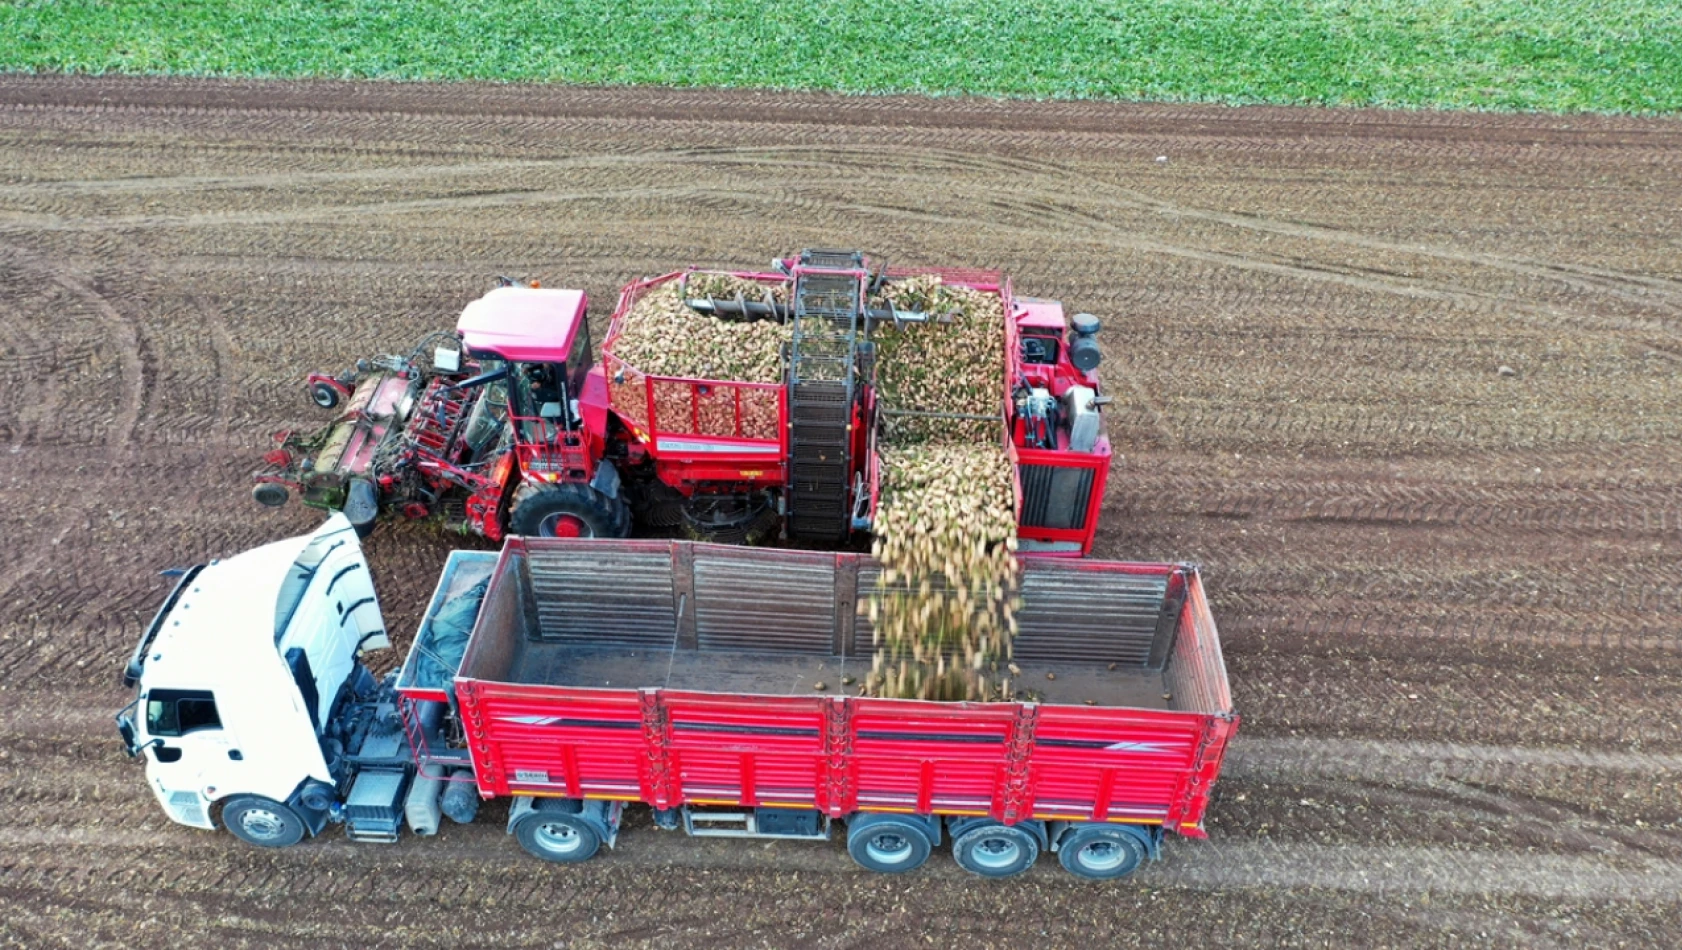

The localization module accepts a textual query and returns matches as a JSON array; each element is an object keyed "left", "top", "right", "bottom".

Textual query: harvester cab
[{"left": 452, "top": 284, "right": 631, "bottom": 541}]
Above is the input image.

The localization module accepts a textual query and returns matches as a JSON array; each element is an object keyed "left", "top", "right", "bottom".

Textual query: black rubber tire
[
  {"left": 952, "top": 824, "right": 1040, "bottom": 878},
  {"left": 1056, "top": 825, "right": 1148, "bottom": 880},
  {"left": 513, "top": 812, "right": 601, "bottom": 863},
  {"left": 297, "top": 782, "right": 336, "bottom": 813},
  {"left": 846, "top": 816, "right": 932, "bottom": 874},
  {"left": 607, "top": 487, "right": 632, "bottom": 537},
  {"left": 309, "top": 381, "right": 342, "bottom": 410},
  {"left": 221, "top": 796, "right": 307, "bottom": 849},
  {"left": 251, "top": 482, "right": 289, "bottom": 508},
  {"left": 509, "top": 483, "right": 631, "bottom": 539}
]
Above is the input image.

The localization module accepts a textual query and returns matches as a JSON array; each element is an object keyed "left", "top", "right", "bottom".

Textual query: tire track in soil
[
  {"left": 827, "top": 189, "right": 1682, "bottom": 345},
  {"left": 191, "top": 294, "right": 236, "bottom": 446},
  {"left": 977, "top": 192, "right": 1682, "bottom": 339},
  {"left": 0, "top": 242, "right": 145, "bottom": 450},
  {"left": 0, "top": 244, "right": 147, "bottom": 627},
  {"left": 1229, "top": 737, "right": 1682, "bottom": 776},
  {"left": 0, "top": 823, "right": 1675, "bottom": 903},
  {"left": 676, "top": 142, "right": 1682, "bottom": 311},
  {"left": 607, "top": 142, "right": 1682, "bottom": 332},
  {"left": 8, "top": 139, "right": 1674, "bottom": 343}
]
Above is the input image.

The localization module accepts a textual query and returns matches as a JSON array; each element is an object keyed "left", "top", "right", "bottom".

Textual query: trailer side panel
[{"left": 450, "top": 538, "right": 1236, "bottom": 837}]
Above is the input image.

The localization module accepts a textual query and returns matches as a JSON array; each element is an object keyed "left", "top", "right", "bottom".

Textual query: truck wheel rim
[
  {"left": 538, "top": 513, "right": 588, "bottom": 538},
  {"left": 866, "top": 833, "right": 912, "bottom": 864},
  {"left": 535, "top": 822, "right": 583, "bottom": 854},
  {"left": 971, "top": 836, "right": 1022, "bottom": 870},
  {"left": 1077, "top": 840, "right": 1124, "bottom": 872},
  {"left": 241, "top": 808, "right": 287, "bottom": 840}
]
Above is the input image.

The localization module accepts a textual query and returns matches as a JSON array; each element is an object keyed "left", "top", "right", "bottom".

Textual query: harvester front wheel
[
  {"left": 309, "top": 381, "right": 342, "bottom": 410},
  {"left": 509, "top": 484, "right": 630, "bottom": 539},
  {"left": 251, "top": 482, "right": 289, "bottom": 508}
]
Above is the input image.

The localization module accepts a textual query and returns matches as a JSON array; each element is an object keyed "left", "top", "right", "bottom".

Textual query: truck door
[{"left": 139, "top": 688, "right": 243, "bottom": 828}]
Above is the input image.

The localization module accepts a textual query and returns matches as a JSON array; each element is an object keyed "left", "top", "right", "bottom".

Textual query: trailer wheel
[
  {"left": 846, "top": 816, "right": 932, "bottom": 874},
  {"left": 221, "top": 796, "right": 306, "bottom": 849},
  {"left": 509, "top": 484, "right": 630, "bottom": 539},
  {"left": 1056, "top": 826, "right": 1147, "bottom": 880},
  {"left": 952, "top": 824, "right": 1040, "bottom": 878},
  {"left": 514, "top": 813, "right": 601, "bottom": 863}
]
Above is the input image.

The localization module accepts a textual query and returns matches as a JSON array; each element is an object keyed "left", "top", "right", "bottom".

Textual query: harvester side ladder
[{"left": 786, "top": 250, "right": 863, "bottom": 542}]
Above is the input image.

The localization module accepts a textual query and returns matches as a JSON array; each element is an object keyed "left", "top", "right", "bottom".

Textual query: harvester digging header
[{"left": 255, "top": 251, "right": 1111, "bottom": 553}]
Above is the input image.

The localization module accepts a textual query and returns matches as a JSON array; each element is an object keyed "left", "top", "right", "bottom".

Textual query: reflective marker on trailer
[{"left": 1103, "top": 741, "right": 1176, "bottom": 754}]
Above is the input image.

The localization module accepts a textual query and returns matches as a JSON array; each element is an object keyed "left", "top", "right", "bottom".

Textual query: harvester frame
[{"left": 254, "top": 251, "right": 1112, "bottom": 553}]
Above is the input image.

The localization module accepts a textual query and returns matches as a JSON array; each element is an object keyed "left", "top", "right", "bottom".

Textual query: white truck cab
[{"left": 117, "top": 515, "right": 388, "bottom": 845}]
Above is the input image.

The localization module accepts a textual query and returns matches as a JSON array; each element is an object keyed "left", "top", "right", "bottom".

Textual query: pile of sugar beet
[{"left": 610, "top": 271, "right": 1021, "bottom": 701}]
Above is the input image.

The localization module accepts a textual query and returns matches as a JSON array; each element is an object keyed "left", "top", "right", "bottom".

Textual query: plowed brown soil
[{"left": 2, "top": 75, "right": 1679, "bottom": 949}]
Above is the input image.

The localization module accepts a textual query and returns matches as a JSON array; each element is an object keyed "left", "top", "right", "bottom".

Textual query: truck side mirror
[{"left": 116, "top": 715, "right": 163, "bottom": 759}]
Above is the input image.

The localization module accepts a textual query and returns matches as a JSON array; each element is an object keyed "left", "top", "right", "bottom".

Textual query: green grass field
[{"left": 2, "top": 0, "right": 1677, "bottom": 114}]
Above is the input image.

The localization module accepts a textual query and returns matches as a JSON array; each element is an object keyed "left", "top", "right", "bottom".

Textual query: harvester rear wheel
[{"left": 509, "top": 483, "right": 630, "bottom": 539}]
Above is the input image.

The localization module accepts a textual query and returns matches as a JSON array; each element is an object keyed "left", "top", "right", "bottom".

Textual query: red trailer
[{"left": 396, "top": 538, "right": 1236, "bottom": 878}]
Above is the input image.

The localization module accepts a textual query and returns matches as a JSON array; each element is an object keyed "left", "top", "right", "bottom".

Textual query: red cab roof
[
  {"left": 456, "top": 286, "right": 587, "bottom": 363},
  {"left": 1014, "top": 296, "right": 1066, "bottom": 332}
]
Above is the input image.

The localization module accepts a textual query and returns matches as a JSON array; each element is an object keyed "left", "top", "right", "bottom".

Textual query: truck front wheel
[
  {"left": 509, "top": 484, "right": 630, "bottom": 539},
  {"left": 514, "top": 812, "right": 601, "bottom": 863},
  {"left": 221, "top": 796, "right": 306, "bottom": 849},
  {"left": 846, "top": 815, "right": 932, "bottom": 874}
]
